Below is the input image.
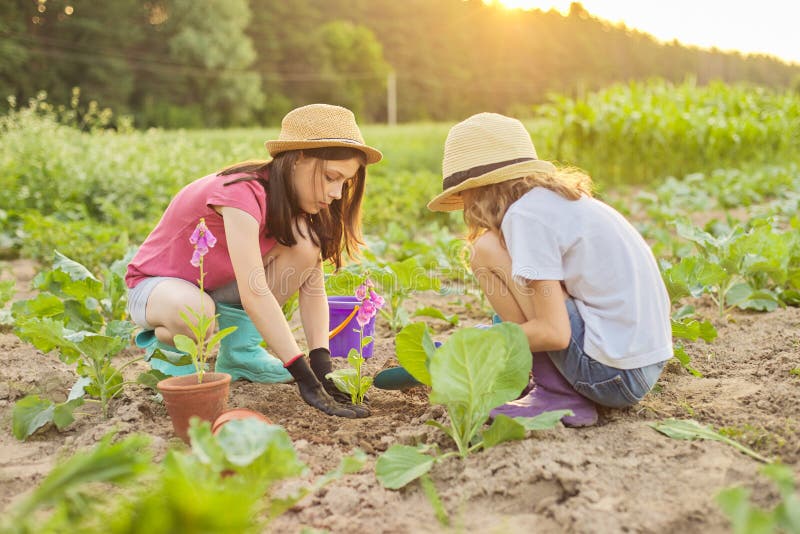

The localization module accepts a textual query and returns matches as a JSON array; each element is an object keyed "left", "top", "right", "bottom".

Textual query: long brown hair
[
  {"left": 218, "top": 146, "right": 367, "bottom": 269},
  {"left": 463, "top": 167, "right": 593, "bottom": 242}
]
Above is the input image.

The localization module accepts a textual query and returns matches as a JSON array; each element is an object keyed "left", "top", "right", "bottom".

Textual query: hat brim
[
  {"left": 265, "top": 140, "right": 383, "bottom": 164},
  {"left": 427, "top": 160, "right": 557, "bottom": 212}
]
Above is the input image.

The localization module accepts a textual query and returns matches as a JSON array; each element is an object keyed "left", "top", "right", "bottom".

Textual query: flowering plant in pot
[
  {"left": 157, "top": 218, "right": 237, "bottom": 442},
  {"left": 326, "top": 277, "right": 384, "bottom": 404}
]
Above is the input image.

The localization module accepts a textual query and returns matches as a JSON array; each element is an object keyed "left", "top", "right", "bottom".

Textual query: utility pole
[{"left": 387, "top": 71, "right": 397, "bottom": 126}]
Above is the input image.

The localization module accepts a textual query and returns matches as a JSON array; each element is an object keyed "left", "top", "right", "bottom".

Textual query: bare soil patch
[{"left": 1, "top": 260, "right": 798, "bottom": 533}]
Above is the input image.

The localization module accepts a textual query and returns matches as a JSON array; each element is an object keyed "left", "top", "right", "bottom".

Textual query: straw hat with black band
[
  {"left": 427, "top": 112, "right": 557, "bottom": 212},
  {"left": 265, "top": 104, "right": 383, "bottom": 164}
]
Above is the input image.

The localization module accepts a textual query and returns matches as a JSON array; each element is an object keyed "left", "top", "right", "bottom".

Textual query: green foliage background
[
  {"left": 2, "top": 0, "right": 800, "bottom": 127},
  {"left": 1, "top": 79, "right": 799, "bottom": 270}
]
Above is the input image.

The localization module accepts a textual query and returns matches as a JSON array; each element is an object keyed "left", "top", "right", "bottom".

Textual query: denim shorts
[
  {"left": 127, "top": 277, "right": 240, "bottom": 330},
  {"left": 547, "top": 299, "right": 666, "bottom": 409}
]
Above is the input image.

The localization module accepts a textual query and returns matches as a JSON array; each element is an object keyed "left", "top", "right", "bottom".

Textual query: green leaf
[
  {"left": 420, "top": 473, "right": 450, "bottom": 526},
  {"left": 327, "top": 368, "right": 358, "bottom": 396},
  {"left": 347, "top": 347, "right": 363, "bottom": 370},
  {"left": 413, "top": 306, "right": 459, "bottom": 325},
  {"left": 215, "top": 418, "right": 283, "bottom": 466},
  {"left": 53, "top": 398, "right": 85, "bottom": 430},
  {"left": 760, "top": 463, "right": 797, "bottom": 498},
  {"left": 339, "top": 449, "right": 368, "bottom": 475},
  {"left": 491, "top": 323, "right": 534, "bottom": 403},
  {"left": 671, "top": 317, "right": 718, "bottom": 343},
  {"left": 360, "top": 335, "right": 373, "bottom": 348},
  {"left": 650, "top": 419, "right": 770, "bottom": 463},
  {"left": 12, "top": 395, "right": 55, "bottom": 440},
  {"left": 172, "top": 334, "right": 198, "bottom": 358},
  {"left": 673, "top": 344, "right": 703, "bottom": 377},
  {"left": 67, "top": 376, "right": 91, "bottom": 401},
  {"left": 53, "top": 250, "right": 100, "bottom": 283},
  {"left": 716, "top": 487, "right": 776, "bottom": 534},
  {"left": 14, "top": 316, "right": 80, "bottom": 362},
  {"left": 513, "top": 410, "right": 573, "bottom": 430},
  {"left": 727, "top": 284, "right": 780, "bottom": 312},
  {"left": 62, "top": 299, "right": 104, "bottom": 332},
  {"left": 395, "top": 322, "right": 434, "bottom": 386},
  {"left": 385, "top": 257, "right": 441, "bottom": 293},
  {"left": 725, "top": 282, "right": 753, "bottom": 307},
  {"left": 150, "top": 347, "right": 194, "bottom": 366},
  {"left": 779, "top": 289, "right": 800, "bottom": 306},
  {"left": 482, "top": 414, "right": 526, "bottom": 448},
  {"left": 187, "top": 418, "right": 228, "bottom": 468},
  {"left": 136, "top": 369, "right": 169, "bottom": 391},
  {"left": 325, "top": 270, "right": 364, "bottom": 296},
  {"left": 72, "top": 333, "right": 127, "bottom": 362},
  {"left": 34, "top": 251, "right": 104, "bottom": 302},
  {"left": 359, "top": 375, "right": 373, "bottom": 398},
  {"left": 205, "top": 326, "right": 237, "bottom": 353},
  {"left": 106, "top": 320, "right": 135, "bottom": 340},
  {"left": 215, "top": 419, "right": 305, "bottom": 482},
  {"left": 662, "top": 255, "right": 728, "bottom": 300},
  {"left": 11, "top": 293, "right": 64, "bottom": 320},
  {"left": 375, "top": 445, "right": 435, "bottom": 489},
  {"left": 428, "top": 324, "right": 530, "bottom": 455},
  {"left": 0, "top": 279, "right": 15, "bottom": 307}
]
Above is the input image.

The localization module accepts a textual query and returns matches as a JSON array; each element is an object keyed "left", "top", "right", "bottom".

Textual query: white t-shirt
[{"left": 501, "top": 187, "right": 673, "bottom": 370}]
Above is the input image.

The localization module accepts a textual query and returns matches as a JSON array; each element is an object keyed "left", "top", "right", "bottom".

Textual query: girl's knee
[
  {"left": 290, "top": 217, "right": 322, "bottom": 266},
  {"left": 172, "top": 299, "right": 216, "bottom": 340}
]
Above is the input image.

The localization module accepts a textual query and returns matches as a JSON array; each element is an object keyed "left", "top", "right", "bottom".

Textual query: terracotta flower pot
[
  {"left": 157, "top": 372, "right": 232, "bottom": 443},
  {"left": 212, "top": 408, "right": 272, "bottom": 435}
]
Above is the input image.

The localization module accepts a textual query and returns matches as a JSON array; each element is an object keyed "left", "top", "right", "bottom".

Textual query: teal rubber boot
[
  {"left": 134, "top": 330, "right": 197, "bottom": 377},
  {"left": 214, "top": 302, "right": 293, "bottom": 383}
]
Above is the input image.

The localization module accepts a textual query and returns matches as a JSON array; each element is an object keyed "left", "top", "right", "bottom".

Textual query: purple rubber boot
[{"left": 490, "top": 352, "right": 598, "bottom": 427}]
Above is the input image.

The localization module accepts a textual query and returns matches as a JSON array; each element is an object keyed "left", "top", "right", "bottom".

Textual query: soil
[{"left": 1, "top": 259, "right": 798, "bottom": 533}]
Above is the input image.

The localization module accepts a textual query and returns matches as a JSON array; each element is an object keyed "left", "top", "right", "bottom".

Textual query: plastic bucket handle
[{"left": 329, "top": 304, "right": 360, "bottom": 339}]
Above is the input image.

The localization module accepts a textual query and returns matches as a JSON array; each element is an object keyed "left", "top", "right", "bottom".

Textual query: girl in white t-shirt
[{"left": 427, "top": 113, "right": 672, "bottom": 427}]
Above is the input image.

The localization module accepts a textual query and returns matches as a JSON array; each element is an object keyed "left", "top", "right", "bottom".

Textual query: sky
[{"left": 491, "top": 0, "right": 800, "bottom": 65}]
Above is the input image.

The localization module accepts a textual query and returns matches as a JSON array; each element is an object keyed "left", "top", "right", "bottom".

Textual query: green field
[{"left": 2, "top": 79, "right": 800, "bottom": 533}]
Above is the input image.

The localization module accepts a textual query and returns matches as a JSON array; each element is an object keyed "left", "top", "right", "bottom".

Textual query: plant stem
[
  {"left": 91, "top": 359, "right": 109, "bottom": 419},
  {"left": 196, "top": 254, "right": 207, "bottom": 383},
  {"left": 356, "top": 326, "right": 364, "bottom": 404},
  {"left": 115, "top": 356, "right": 144, "bottom": 374},
  {"left": 466, "top": 442, "right": 484, "bottom": 455}
]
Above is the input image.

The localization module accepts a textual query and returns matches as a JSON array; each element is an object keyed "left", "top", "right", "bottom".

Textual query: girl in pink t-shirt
[{"left": 126, "top": 104, "right": 382, "bottom": 419}]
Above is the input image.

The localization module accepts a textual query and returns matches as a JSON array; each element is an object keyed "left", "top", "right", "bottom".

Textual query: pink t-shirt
[{"left": 126, "top": 172, "right": 277, "bottom": 290}]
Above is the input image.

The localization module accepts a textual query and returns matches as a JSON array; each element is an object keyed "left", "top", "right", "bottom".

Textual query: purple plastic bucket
[{"left": 328, "top": 296, "right": 375, "bottom": 358}]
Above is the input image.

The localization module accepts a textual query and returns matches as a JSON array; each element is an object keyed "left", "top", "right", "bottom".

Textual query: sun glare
[
  {"left": 488, "top": 0, "right": 572, "bottom": 13},
  {"left": 485, "top": 0, "right": 800, "bottom": 64}
]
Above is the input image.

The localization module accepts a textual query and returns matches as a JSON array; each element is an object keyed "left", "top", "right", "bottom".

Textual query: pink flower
[
  {"left": 189, "top": 218, "right": 217, "bottom": 267},
  {"left": 355, "top": 284, "right": 368, "bottom": 301},
  {"left": 189, "top": 220, "right": 204, "bottom": 245},
  {"left": 190, "top": 248, "right": 202, "bottom": 267},
  {"left": 356, "top": 299, "right": 376, "bottom": 327},
  {"left": 369, "top": 290, "right": 384, "bottom": 309}
]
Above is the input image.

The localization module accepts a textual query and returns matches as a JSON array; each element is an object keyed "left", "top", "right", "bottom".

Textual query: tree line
[{"left": 2, "top": 0, "right": 799, "bottom": 128}]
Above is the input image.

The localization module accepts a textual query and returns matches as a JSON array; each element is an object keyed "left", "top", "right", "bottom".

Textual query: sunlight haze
[{"left": 489, "top": 0, "right": 800, "bottom": 64}]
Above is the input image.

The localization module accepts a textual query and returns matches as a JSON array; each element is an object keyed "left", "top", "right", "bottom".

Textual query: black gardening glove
[
  {"left": 286, "top": 356, "right": 357, "bottom": 418},
  {"left": 309, "top": 348, "right": 371, "bottom": 418}
]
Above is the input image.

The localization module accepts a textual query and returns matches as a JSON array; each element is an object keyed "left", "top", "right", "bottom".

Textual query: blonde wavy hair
[{"left": 462, "top": 167, "right": 593, "bottom": 242}]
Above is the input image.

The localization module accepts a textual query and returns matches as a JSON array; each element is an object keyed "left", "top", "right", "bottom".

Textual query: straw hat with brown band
[
  {"left": 427, "top": 112, "right": 557, "bottom": 212},
  {"left": 265, "top": 103, "right": 383, "bottom": 164}
]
